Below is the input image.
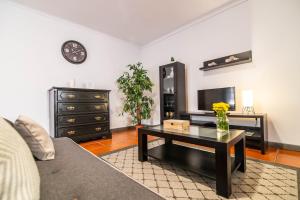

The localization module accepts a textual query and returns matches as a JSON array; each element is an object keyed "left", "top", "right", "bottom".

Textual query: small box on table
[{"left": 163, "top": 120, "right": 190, "bottom": 131}]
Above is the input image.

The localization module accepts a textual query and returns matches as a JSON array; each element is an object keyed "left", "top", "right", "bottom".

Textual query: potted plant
[{"left": 117, "top": 62, "right": 154, "bottom": 131}]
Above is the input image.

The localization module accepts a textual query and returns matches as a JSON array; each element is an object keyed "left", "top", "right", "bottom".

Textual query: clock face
[{"left": 61, "top": 40, "right": 87, "bottom": 64}]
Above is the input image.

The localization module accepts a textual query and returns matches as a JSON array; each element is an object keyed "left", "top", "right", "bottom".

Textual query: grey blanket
[{"left": 36, "top": 137, "right": 163, "bottom": 200}]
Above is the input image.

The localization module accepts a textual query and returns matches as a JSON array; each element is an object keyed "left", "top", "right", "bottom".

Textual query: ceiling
[{"left": 11, "top": 0, "right": 235, "bottom": 45}]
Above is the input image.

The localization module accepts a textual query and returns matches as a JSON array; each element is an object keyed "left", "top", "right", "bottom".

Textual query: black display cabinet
[{"left": 159, "top": 62, "right": 186, "bottom": 123}]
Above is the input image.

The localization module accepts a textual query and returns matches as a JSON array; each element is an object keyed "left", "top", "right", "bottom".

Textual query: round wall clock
[{"left": 61, "top": 40, "right": 87, "bottom": 64}]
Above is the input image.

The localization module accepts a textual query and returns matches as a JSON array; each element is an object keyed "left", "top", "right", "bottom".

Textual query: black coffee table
[{"left": 138, "top": 125, "right": 246, "bottom": 198}]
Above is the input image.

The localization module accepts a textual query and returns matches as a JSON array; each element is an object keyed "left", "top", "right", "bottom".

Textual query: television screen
[{"left": 198, "top": 87, "right": 236, "bottom": 111}]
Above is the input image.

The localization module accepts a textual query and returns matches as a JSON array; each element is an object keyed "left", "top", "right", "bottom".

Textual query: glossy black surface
[
  {"left": 138, "top": 126, "right": 246, "bottom": 198},
  {"left": 180, "top": 112, "right": 268, "bottom": 154},
  {"left": 49, "top": 87, "right": 111, "bottom": 142},
  {"left": 145, "top": 125, "right": 244, "bottom": 144},
  {"left": 200, "top": 51, "right": 252, "bottom": 71},
  {"left": 57, "top": 102, "right": 108, "bottom": 114},
  {"left": 58, "top": 113, "right": 108, "bottom": 127},
  {"left": 197, "top": 87, "right": 236, "bottom": 111},
  {"left": 148, "top": 143, "right": 240, "bottom": 179},
  {"left": 58, "top": 123, "right": 109, "bottom": 137},
  {"left": 159, "top": 62, "right": 186, "bottom": 123}
]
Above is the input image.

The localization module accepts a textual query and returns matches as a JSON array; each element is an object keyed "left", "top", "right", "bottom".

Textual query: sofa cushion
[
  {"left": 36, "top": 137, "right": 163, "bottom": 200},
  {"left": 0, "top": 117, "right": 40, "bottom": 200},
  {"left": 15, "top": 115, "right": 55, "bottom": 160}
]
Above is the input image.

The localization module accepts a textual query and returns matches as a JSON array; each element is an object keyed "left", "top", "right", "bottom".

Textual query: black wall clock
[{"left": 61, "top": 40, "right": 87, "bottom": 64}]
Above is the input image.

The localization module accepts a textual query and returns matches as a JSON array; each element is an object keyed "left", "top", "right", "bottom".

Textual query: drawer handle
[
  {"left": 67, "top": 94, "right": 76, "bottom": 99},
  {"left": 67, "top": 118, "right": 76, "bottom": 123},
  {"left": 94, "top": 105, "right": 102, "bottom": 110},
  {"left": 67, "top": 130, "right": 76, "bottom": 135},
  {"left": 94, "top": 95, "right": 102, "bottom": 99},
  {"left": 94, "top": 116, "right": 102, "bottom": 121},
  {"left": 66, "top": 106, "right": 75, "bottom": 111},
  {"left": 95, "top": 127, "right": 102, "bottom": 132}
]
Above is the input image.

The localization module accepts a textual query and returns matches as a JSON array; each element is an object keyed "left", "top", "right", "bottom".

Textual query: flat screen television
[{"left": 198, "top": 87, "right": 236, "bottom": 111}]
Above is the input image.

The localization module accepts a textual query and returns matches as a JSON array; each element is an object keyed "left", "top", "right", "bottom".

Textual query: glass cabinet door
[
  {"left": 162, "top": 67, "right": 175, "bottom": 119},
  {"left": 163, "top": 67, "right": 175, "bottom": 94}
]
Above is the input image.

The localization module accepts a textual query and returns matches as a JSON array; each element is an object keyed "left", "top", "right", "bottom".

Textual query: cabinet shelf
[{"left": 163, "top": 93, "right": 175, "bottom": 95}]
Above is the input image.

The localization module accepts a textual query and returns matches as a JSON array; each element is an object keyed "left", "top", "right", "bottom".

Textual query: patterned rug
[{"left": 101, "top": 140, "right": 299, "bottom": 200}]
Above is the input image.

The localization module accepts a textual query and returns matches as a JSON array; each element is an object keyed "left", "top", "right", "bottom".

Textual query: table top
[
  {"left": 182, "top": 112, "right": 266, "bottom": 118},
  {"left": 140, "top": 125, "right": 245, "bottom": 144}
]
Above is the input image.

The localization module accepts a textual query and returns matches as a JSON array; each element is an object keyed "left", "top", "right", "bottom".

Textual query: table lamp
[{"left": 242, "top": 90, "right": 255, "bottom": 114}]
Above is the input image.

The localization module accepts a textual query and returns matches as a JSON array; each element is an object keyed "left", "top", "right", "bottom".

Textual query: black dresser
[{"left": 49, "top": 87, "right": 111, "bottom": 142}]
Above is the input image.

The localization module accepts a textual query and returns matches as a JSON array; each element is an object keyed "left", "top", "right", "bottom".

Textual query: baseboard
[
  {"left": 111, "top": 126, "right": 135, "bottom": 133},
  {"left": 268, "top": 141, "right": 300, "bottom": 152}
]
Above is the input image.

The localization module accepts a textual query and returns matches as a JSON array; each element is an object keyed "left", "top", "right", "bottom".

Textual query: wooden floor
[{"left": 80, "top": 129, "right": 300, "bottom": 168}]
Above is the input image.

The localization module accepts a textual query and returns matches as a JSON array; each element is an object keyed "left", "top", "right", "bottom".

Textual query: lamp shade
[{"left": 242, "top": 90, "right": 253, "bottom": 107}]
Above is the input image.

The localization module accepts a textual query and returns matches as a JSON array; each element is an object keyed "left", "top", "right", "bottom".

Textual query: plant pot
[{"left": 135, "top": 124, "right": 144, "bottom": 134}]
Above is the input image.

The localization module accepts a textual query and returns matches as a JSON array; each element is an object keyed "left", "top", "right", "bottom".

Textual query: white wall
[
  {"left": 250, "top": 0, "right": 300, "bottom": 145},
  {"left": 0, "top": 1, "right": 139, "bottom": 130},
  {"left": 141, "top": 1, "right": 252, "bottom": 126},
  {"left": 1, "top": 0, "right": 299, "bottom": 145},
  {"left": 140, "top": 0, "right": 300, "bottom": 145}
]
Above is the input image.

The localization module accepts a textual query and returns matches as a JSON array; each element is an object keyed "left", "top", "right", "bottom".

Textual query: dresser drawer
[
  {"left": 57, "top": 90, "right": 108, "bottom": 102},
  {"left": 58, "top": 124, "right": 109, "bottom": 138},
  {"left": 58, "top": 113, "right": 109, "bottom": 127},
  {"left": 58, "top": 103, "right": 108, "bottom": 114}
]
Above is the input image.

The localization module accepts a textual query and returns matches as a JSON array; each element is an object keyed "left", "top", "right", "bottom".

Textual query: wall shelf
[{"left": 199, "top": 51, "right": 252, "bottom": 71}]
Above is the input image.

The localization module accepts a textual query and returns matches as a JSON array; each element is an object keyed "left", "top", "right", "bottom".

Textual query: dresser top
[{"left": 49, "top": 87, "right": 111, "bottom": 92}]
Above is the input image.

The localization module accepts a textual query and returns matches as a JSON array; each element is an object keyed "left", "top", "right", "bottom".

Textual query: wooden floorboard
[{"left": 80, "top": 129, "right": 300, "bottom": 168}]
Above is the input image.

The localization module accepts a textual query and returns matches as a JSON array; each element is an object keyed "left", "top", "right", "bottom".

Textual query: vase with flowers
[{"left": 212, "top": 102, "right": 230, "bottom": 133}]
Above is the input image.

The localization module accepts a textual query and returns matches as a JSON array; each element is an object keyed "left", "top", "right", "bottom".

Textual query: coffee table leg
[
  {"left": 165, "top": 138, "right": 173, "bottom": 145},
  {"left": 138, "top": 131, "right": 148, "bottom": 162},
  {"left": 216, "top": 145, "right": 231, "bottom": 198},
  {"left": 235, "top": 137, "right": 246, "bottom": 172}
]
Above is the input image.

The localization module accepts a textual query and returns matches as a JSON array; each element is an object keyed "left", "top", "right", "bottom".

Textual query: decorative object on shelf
[
  {"left": 200, "top": 50, "right": 252, "bottom": 71},
  {"left": 170, "top": 57, "right": 175, "bottom": 62},
  {"left": 163, "top": 119, "right": 190, "bottom": 131},
  {"left": 61, "top": 40, "right": 87, "bottom": 64},
  {"left": 225, "top": 55, "right": 239, "bottom": 63},
  {"left": 117, "top": 62, "right": 154, "bottom": 125},
  {"left": 83, "top": 82, "right": 95, "bottom": 89},
  {"left": 212, "top": 102, "right": 230, "bottom": 133},
  {"left": 170, "top": 87, "right": 174, "bottom": 93},
  {"left": 242, "top": 90, "right": 255, "bottom": 114},
  {"left": 68, "top": 79, "right": 76, "bottom": 88},
  {"left": 165, "top": 68, "right": 174, "bottom": 79},
  {"left": 208, "top": 61, "right": 217, "bottom": 67},
  {"left": 166, "top": 112, "right": 174, "bottom": 118}
]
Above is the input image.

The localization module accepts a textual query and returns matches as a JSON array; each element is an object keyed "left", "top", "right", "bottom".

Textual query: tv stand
[
  {"left": 180, "top": 112, "right": 268, "bottom": 154},
  {"left": 203, "top": 111, "right": 214, "bottom": 115}
]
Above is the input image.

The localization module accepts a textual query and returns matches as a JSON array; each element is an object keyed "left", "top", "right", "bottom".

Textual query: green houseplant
[{"left": 117, "top": 62, "right": 154, "bottom": 126}]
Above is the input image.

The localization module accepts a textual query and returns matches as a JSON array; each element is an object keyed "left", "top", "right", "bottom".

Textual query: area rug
[{"left": 101, "top": 140, "right": 299, "bottom": 200}]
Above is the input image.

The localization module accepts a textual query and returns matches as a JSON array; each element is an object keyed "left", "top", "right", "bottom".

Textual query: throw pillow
[
  {"left": 0, "top": 117, "right": 40, "bottom": 200},
  {"left": 15, "top": 115, "right": 55, "bottom": 160}
]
